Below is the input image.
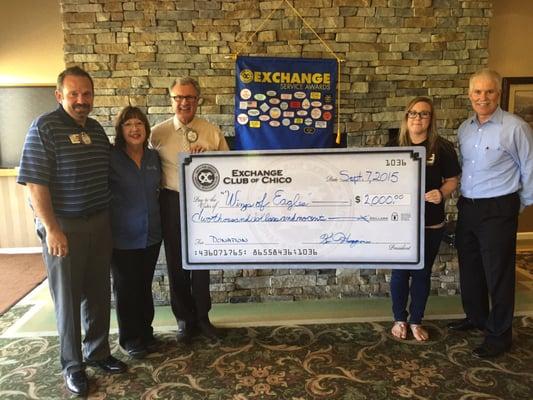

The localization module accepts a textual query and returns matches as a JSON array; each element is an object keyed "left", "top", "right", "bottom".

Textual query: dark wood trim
[{"left": 501, "top": 76, "right": 533, "bottom": 111}]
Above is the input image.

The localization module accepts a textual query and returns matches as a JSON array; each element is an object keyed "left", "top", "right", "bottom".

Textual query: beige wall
[
  {"left": 0, "top": 0, "right": 63, "bottom": 85},
  {"left": 0, "top": 173, "right": 40, "bottom": 247},
  {"left": 488, "top": 0, "right": 533, "bottom": 232},
  {"left": 489, "top": 0, "right": 533, "bottom": 76}
]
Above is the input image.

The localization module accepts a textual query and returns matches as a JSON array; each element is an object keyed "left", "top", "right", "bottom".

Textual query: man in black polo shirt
[{"left": 18, "top": 66, "right": 126, "bottom": 396}]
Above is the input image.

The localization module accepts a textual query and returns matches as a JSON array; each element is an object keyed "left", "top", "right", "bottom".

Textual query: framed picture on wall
[
  {"left": 0, "top": 86, "right": 57, "bottom": 167},
  {"left": 501, "top": 77, "right": 533, "bottom": 131}
]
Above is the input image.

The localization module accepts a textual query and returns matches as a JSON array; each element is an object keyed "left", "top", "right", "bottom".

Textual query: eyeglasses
[
  {"left": 171, "top": 95, "right": 198, "bottom": 102},
  {"left": 407, "top": 111, "right": 432, "bottom": 119}
]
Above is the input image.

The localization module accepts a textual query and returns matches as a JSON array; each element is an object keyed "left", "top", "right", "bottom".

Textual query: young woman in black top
[{"left": 388, "top": 97, "right": 461, "bottom": 341}]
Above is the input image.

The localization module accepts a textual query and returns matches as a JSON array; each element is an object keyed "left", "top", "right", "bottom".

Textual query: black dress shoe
[
  {"left": 473, "top": 343, "right": 510, "bottom": 358},
  {"left": 197, "top": 318, "right": 223, "bottom": 339},
  {"left": 176, "top": 320, "right": 195, "bottom": 343},
  {"left": 64, "top": 369, "right": 88, "bottom": 396},
  {"left": 447, "top": 319, "right": 481, "bottom": 331},
  {"left": 125, "top": 343, "right": 147, "bottom": 359},
  {"left": 142, "top": 335, "right": 160, "bottom": 352},
  {"left": 87, "top": 355, "right": 127, "bottom": 374}
]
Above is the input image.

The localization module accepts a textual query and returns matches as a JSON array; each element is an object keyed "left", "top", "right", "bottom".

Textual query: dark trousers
[
  {"left": 159, "top": 189, "right": 211, "bottom": 324},
  {"left": 455, "top": 193, "right": 520, "bottom": 348},
  {"left": 391, "top": 226, "right": 445, "bottom": 324},
  {"left": 111, "top": 241, "right": 161, "bottom": 349},
  {"left": 37, "top": 210, "right": 112, "bottom": 373}
]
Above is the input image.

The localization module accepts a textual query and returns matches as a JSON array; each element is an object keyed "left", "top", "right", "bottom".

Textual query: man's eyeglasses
[
  {"left": 171, "top": 95, "right": 198, "bottom": 102},
  {"left": 407, "top": 110, "right": 432, "bottom": 119}
]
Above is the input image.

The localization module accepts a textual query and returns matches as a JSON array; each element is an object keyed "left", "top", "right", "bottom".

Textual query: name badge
[
  {"left": 186, "top": 128, "right": 198, "bottom": 143},
  {"left": 68, "top": 132, "right": 92, "bottom": 145},
  {"left": 69, "top": 133, "right": 81, "bottom": 144},
  {"left": 80, "top": 132, "right": 92, "bottom": 144}
]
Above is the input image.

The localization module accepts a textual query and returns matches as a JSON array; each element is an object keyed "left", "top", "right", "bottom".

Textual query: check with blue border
[{"left": 179, "top": 148, "right": 425, "bottom": 270}]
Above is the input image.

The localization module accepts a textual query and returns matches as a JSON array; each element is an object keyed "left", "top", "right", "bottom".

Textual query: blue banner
[{"left": 234, "top": 56, "right": 336, "bottom": 150}]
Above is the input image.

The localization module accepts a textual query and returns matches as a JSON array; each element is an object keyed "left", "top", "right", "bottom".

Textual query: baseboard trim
[
  {"left": 0, "top": 247, "right": 42, "bottom": 254},
  {"left": 517, "top": 232, "right": 533, "bottom": 252}
]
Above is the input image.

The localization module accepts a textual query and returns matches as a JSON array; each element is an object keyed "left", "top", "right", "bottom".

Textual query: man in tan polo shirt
[{"left": 150, "top": 76, "right": 229, "bottom": 343}]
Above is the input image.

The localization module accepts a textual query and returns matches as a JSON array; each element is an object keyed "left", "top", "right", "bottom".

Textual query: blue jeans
[{"left": 391, "top": 227, "right": 445, "bottom": 324}]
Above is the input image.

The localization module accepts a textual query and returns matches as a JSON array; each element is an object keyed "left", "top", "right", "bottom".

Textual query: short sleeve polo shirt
[{"left": 17, "top": 105, "right": 111, "bottom": 217}]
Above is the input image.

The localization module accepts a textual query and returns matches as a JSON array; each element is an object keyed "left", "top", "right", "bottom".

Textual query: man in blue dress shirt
[{"left": 448, "top": 69, "right": 533, "bottom": 358}]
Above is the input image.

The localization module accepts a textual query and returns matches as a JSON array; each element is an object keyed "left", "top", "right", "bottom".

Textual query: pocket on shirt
[{"left": 483, "top": 146, "right": 504, "bottom": 168}]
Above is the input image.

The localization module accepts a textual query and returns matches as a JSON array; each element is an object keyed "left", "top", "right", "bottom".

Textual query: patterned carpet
[
  {"left": 517, "top": 251, "right": 533, "bottom": 275},
  {"left": 1, "top": 305, "right": 532, "bottom": 399},
  {"left": 516, "top": 252, "right": 533, "bottom": 292}
]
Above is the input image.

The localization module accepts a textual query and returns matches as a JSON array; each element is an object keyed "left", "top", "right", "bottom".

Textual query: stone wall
[
  {"left": 59, "top": 0, "right": 492, "bottom": 302},
  {"left": 150, "top": 238, "right": 459, "bottom": 305}
]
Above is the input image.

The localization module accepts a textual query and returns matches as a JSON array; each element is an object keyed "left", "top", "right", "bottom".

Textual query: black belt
[
  {"left": 60, "top": 208, "right": 107, "bottom": 220},
  {"left": 460, "top": 192, "right": 518, "bottom": 204}
]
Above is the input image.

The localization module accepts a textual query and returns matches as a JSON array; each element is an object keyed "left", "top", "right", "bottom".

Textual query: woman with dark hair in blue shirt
[{"left": 110, "top": 106, "right": 162, "bottom": 358}]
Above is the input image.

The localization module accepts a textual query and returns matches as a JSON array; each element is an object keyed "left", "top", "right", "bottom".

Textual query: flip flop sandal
[
  {"left": 410, "top": 324, "right": 429, "bottom": 341},
  {"left": 391, "top": 321, "right": 408, "bottom": 340}
]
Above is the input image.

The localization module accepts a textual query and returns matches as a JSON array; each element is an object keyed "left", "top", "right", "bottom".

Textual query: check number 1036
[{"left": 385, "top": 159, "right": 407, "bottom": 167}]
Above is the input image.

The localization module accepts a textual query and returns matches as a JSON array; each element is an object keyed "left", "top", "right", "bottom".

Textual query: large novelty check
[{"left": 179, "top": 147, "right": 425, "bottom": 269}]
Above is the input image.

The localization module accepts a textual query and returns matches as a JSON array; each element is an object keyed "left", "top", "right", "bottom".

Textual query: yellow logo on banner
[
  {"left": 310, "top": 92, "right": 322, "bottom": 99},
  {"left": 240, "top": 69, "right": 254, "bottom": 84},
  {"left": 249, "top": 121, "right": 261, "bottom": 128},
  {"left": 240, "top": 70, "right": 331, "bottom": 86}
]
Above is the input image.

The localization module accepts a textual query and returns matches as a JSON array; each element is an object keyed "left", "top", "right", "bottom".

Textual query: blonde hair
[{"left": 398, "top": 96, "right": 438, "bottom": 157}]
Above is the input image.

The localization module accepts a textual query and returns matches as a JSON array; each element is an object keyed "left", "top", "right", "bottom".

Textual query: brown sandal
[
  {"left": 391, "top": 321, "right": 408, "bottom": 340},
  {"left": 410, "top": 324, "right": 429, "bottom": 341}
]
